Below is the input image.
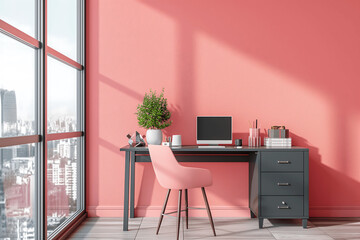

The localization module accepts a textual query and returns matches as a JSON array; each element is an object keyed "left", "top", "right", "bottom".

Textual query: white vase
[{"left": 146, "top": 129, "right": 163, "bottom": 145}]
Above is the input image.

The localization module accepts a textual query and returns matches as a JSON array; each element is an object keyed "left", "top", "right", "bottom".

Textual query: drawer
[
  {"left": 261, "top": 196, "right": 304, "bottom": 217},
  {"left": 261, "top": 173, "right": 303, "bottom": 195},
  {"left": 261, "top": 152, "right": 303, "bottom": 172}
]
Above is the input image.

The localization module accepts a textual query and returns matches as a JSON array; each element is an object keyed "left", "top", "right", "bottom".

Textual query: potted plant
[{"left": 136, "top": 89, "right": 172, "bottom": 145}]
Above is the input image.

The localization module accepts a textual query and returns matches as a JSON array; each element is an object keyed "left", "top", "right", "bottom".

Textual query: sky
[{"left": 0, "top": 0, "right": 79, "bottom": 122}]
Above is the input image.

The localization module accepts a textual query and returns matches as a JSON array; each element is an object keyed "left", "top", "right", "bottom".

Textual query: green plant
[{"left": 136, "top": 89, "right": 172, "bottom": 129}]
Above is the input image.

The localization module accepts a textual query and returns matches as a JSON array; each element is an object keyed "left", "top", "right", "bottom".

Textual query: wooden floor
[{"left": 68, "top": 217, "right": 360, "bottom": 239}]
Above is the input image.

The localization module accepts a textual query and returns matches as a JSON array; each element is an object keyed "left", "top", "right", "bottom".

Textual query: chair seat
[{"left": 163, "top": 166, "right": 212, "bottom": 190}]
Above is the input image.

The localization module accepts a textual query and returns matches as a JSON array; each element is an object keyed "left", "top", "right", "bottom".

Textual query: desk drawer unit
[
  {"left": 259, "top": 151, "right": 308, "bottom": 228},
  {"left": 261, "top": 173, "right": 303, "bottom": 195},
  {"left": 261, "top": 196, "right": 304, "bottom": 217}
]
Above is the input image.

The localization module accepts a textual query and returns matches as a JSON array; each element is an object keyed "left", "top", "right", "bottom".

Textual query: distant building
[
  {"left": 0, "top": 89, "right": 17, "bottom": 124},
  {"left": 65, "top": 161, "right": 77, "bottom": 201},
  {"left": 0, "top": 89, "right": 17, "bottom": 237},
  {"left": 0, "top": 179, "right": 5, "bottom": 236}
]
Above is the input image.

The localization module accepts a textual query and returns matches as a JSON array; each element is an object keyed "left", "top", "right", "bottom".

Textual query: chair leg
[
  {"left": 201, "top": 187, "right": 216, "bottom": 236},
  {"left": 185, "top": 189, "right": 189, "bottom": 229},
  {"left": 156, "top": 189, "right": 171, "bottom": 234},
  {"left": 177, "top": 190, "right": 182, "bottom": 240}
]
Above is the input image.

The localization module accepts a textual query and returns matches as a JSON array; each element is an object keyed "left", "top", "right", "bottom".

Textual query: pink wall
[{"left": 86, "top": 0, "right": 360, "bottom": 217}]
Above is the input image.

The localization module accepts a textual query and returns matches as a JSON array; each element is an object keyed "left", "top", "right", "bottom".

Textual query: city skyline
[
  {"left": 0, "top": 138, "right": 79, "bottom": 239},
  {"left": 0, "top": 88, "right": 78, "bottom": 137},
  {"left": 0, "top": 87, "right": 80, "bottom": 238}
]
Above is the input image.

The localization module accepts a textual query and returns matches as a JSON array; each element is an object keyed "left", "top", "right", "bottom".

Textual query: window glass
[
  {"left": 0, "top": 143, "right": 37, "bottom": 239},
  {"left": 47, "top": 56, "right": 78, "bottom": 133},
  {"left": 47, "top": 0, "right": 79, "bottom": 61},
  {"left": 0, "top": 0, "right": 36, "bottom": 37},
  {"left": 0, "top": 34, "right": 36, "bottom": 137},
  {"left": 47, "top": 137, "right": 80, "bottom": 236}
]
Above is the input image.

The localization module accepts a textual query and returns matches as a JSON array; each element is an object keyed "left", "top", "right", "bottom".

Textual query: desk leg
[
  {"left": 302, "top": 219, "right": 308, "bottom": 229},
  {"left": 123, "top": 151, "right": 130, "bottom": 231},
  {"left": 130, "top": 152, "right": 135, "bottom": 218},
  {"left": 259, "top": 218, "right": 264, "bottom": 228}
]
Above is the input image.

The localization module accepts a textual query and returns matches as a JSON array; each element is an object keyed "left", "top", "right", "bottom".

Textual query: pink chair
[{"left": 148, "top": 145, "right": 216, "bottom": 240}]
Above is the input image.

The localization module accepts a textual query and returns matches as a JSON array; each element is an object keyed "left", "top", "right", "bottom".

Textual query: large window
[{"left": 0, "top": 0, "right": 85, "bottom": 239}]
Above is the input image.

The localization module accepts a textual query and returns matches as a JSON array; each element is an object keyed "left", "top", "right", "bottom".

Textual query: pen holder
[{"left": 248, "top": 128, "right": 261, "bottom": 147}]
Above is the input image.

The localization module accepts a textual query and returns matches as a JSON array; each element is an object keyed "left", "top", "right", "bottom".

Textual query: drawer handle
[
  {"left": 277, "top": 160, "right": 290, "bottom": 164},
  {"left": 278, "top": 206, "right": 290, "bottom": 209},
  {"left": 278, "top": 201, "right": 290, "bottom": 209},
  {"left": 277, "top": 182, "right": 290, "bottom": 186}
]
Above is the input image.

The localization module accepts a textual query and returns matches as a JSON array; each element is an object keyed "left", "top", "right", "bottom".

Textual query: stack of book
[
  {"left": 265, "top": 138, "right": 292, "bottom": 147},
  {"left": 264, "top": 128, "right": 291, "bottom": 147}
]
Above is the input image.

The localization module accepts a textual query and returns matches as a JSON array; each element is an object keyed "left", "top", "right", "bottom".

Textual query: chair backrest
[{"left": 148, "top": 145, "right": 183, "bottom": 189}]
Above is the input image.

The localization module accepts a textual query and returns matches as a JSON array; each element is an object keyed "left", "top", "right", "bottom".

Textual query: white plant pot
[{"left": 146, "top": 129, "right": 163, "bottom": 145}]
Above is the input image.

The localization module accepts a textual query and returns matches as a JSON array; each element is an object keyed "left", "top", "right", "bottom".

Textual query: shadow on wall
[
  {"left": 292, "top": 132, "right": 360, "bottom": 217},
  {"left": 139, "top": 0, "right": 360, "bottom": 106},
  {"left": 136, "top": 0, "right": 360, "bottom": 215},
  {"left": 162, "top": 104, "right": 182, "bottom": 138}
]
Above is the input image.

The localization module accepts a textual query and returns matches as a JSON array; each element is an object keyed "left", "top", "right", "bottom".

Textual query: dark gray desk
[{"left": 120, "top": 146, "right": 309, "bottom": 231}]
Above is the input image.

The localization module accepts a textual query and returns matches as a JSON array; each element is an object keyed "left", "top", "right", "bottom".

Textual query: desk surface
[{"left": 120, "top": 145, "right": 309, "bottom": 152}]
